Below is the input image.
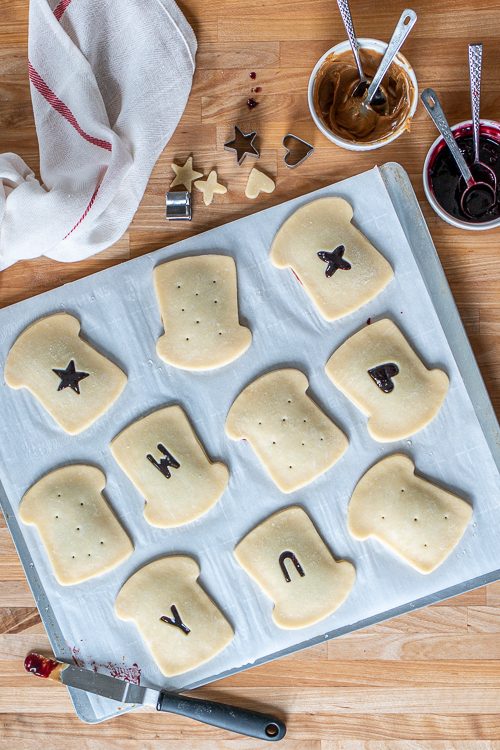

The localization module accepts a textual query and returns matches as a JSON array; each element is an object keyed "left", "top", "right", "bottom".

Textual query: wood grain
[{"left": 0, "top": 0, "right": 499, "bottom": 746}]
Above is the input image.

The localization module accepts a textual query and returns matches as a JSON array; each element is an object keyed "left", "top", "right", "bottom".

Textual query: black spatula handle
[{"left": 156, "top": 690, "right": 286, "bottom": 741}]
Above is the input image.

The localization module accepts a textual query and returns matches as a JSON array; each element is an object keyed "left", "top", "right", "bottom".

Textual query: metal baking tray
[{"left": 1, "top": 162, "right": 499, "bottom": 723}]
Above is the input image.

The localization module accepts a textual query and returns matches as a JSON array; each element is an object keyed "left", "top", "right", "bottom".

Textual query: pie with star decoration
[
  {"left": 52, "top": 360, "right": 89, "bottom": 394},
  {"left": 5, "top": 313, "right": 127, "bottom": 434}
]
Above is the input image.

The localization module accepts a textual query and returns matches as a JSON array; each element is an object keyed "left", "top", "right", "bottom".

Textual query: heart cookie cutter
[{"left": 282, "top": 133, "right": 314, "bottom": 169}]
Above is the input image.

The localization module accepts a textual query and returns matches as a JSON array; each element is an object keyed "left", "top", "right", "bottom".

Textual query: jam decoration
[
  {"left": 368, "top": 362, "right": 399, "bottom": 393},
  {"left": 247, "top": 98, "right": 258, "bottom": 110},
  {"left": 52, "top": 360, "right": 89, "bottom": 394},
  {"left": 24, "top": 652, "right": 59, "bottom": 678},
  {"left": 279, "top": 551, "right": 305, "bottom": 583},
  {"left": 160, "top": 604, "right": 190, "bottom": 635},
  {"left": 317, "top": 245, "right": 351, "bottom": 277},
  {"left": 147, "top": 444, "right": 180, "bottom": 479}
]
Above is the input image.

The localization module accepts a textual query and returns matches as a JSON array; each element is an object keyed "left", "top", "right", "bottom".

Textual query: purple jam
[{"left": 429, "top": 128, "right": 500, "bottom": 224}]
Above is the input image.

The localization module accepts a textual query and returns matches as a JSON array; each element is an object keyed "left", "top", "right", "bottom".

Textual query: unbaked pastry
[
  {"left": 270, "top": 197, "right": 393, "bottom": 321},
  {"left": 154, "top": 255, "right": 251, "bottom": 371},
  {"left": 115, "top": 556, "right": 234, "bottom": 676},
  {"left": 4, "top": 313, "right": 127, "bottom": 435},
  {"left": 225, "top": 369, "right": 348, "bottom": 492},
  {"left": 20, "top": 465, "right": 133, "bottom": 585},
  {"left": 245, "top": 168, "right": 276, "bottom": 199},
  {"left": 325, "top": 318, "right": 449, "bottom": 442},
  {"left": 234, "top": 506, "right": 356, "bottom": 628},
  {"left": 348, "top": 454, "right": 472, "bottom": 573},
  {"left": 111, "top": 405, "right": 228, "bottom": 527},
  {"left": 194, "top": 170, "right": 227, "bottom": 206}
]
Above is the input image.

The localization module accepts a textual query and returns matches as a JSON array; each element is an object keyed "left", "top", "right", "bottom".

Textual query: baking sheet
[{"left": 1, "top": 164, "right": 499, "bottom": 723}]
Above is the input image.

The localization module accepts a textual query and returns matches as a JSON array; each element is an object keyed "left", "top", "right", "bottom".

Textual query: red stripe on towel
[
  {"left": 53, "top": 0, "right": 73, "bottom": 21},
  {"left": 28, "top": 62, "right": 112, "bottom": 152},
  {"left": 63, "top": 174, "right": 104, "bottom": 239}
]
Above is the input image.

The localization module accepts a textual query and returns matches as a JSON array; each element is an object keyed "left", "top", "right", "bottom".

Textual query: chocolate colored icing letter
[
  {"left": 160, "top": 604, "right": 190, "bottom": 635},
  {"left": 146, "top": 444, "right": 180, "bottom": 479},
  {"left": 279, "top": 550, "right": 305, "bottom": 583},
  {"left": 368, "top": 363, "right": 399, "bottom": 393},
  {"left": 317, "top": 245, "right": 351, "bottom": 277}
]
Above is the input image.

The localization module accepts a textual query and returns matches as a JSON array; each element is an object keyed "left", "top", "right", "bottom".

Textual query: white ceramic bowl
[
  {"left": 307, "top": 38, "right": 418, "bottom": 152},
  {"left": 423, "top": 118, "right": 500, "bottom": 231}
]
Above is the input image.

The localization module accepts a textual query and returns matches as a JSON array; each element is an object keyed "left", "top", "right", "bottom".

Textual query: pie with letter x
[{"left": 270, "top": 197, "right": 393, "bottom": 321}]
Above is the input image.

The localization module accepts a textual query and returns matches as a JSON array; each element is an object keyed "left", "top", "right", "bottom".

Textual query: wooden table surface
[{"left": 1, "top": 0, "right": 499, "bottom": 747}]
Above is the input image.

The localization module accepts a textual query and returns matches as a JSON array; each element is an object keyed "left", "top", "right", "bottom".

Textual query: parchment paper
[{"left": 1, "top": 167, "right": 499, "bottom": 721}]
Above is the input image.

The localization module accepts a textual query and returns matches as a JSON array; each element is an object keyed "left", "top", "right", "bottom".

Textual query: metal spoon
[
  {"left": 365, "top": 9, "right": 417, "bottom": 106},
  {"left": 421, "top": 88, "right": 495, "bottom": 220},
  {"left": 468, "top": 43, "right": 497, "bottom": 190},
  {"left": 336, "top": 0, "right": 369, "bottom": 96}
]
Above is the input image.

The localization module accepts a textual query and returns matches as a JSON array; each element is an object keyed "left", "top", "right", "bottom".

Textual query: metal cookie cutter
[
  {"left": 282, "top": 133, "right": 314, "bottom": 169},
  {"left": 224, "top": 126, "right": 260, "bottom": 165},
  {"left": 165, "top": 191, "right": 192, "bottom": 221}
]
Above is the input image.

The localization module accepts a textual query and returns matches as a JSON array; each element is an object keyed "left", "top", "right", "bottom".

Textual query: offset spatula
[{"left": 24, "top": 652, "right": 286, "bottom": 741}]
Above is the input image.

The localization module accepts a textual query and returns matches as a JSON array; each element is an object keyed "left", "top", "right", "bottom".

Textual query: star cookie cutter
[
  {"left": 224, "top": 126, "right": 260, "bottom": 165},
  {"left": 165, "top": 191, "right": 192, "bottom": 221},
  {"left": 282, "top": 133, "right": 314, "bottom": 169}
]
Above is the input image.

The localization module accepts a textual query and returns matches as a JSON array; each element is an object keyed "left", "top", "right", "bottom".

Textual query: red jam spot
[
  {"left": 247, "top": 98, "right": 258, "bottom": 110},
  {"left": 24, "top": 652, "right": 59, "bottom": 678},
  {"left": 249, "top": 71, "right": 256, "bottom": 80},
  {"left": 254, "top": 86, "right": 262, "bottom": 93},
  {"left": 366, "top": 317, "right": 372, "bottom": 325}
]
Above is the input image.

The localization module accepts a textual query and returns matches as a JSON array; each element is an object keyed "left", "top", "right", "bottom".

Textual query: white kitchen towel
[{"left": 0, "top": 0, "right": 196, "bottom": 270}]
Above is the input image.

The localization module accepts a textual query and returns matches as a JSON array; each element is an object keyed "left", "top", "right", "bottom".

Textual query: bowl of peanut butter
[{"left": 308, "top": 38, "right": 418, "bottom": 151}]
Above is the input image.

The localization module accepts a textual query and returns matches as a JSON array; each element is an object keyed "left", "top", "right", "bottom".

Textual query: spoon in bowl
[
  {"left": 421, "top": 87, "right": 495, "bottom": 220},
  {"left": 468, "top": 43, "right": 497, "bottom": 191},
  {"left": 336, "top": 0, "right": 370, "bottom": 97},
  {"left": 364, "top": 9, "right": 417, "bottom": 106}
]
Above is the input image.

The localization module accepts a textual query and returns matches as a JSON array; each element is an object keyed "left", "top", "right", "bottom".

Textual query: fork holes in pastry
[
  {"left": 196, "top": 320, "right": 200, "bottom": 324},
  {"left": 71, "top": 555, "right": 75, "bottom": 559},
  {"left": 381, "top": 516, "right": 385, "bottom": 520},
  {"left": 287, "top": 399, "right": 292, "bottom": 404},
  {"left": 444, "top": 515, "right": 448, "bottom": 520},
  {"left": 80, "top": 502, "right": 84, "bottom": 506},
  {"left": 272, "top": 441, "right": 276, "bottom": 445},
  {"left": 303, "top": 419, "right": 307, "bottom": 423},
  {"left": 413, "top": 518, "right": 418, "bottom": 522},
  {"left": 401, "top": 488, "right": 405, "bottom": 493},
  {"left": 185, "top": 337, "right": 190, "bottom": 341},
  {"left": 289, "top": 465, "right": 293, "bottom": 469},
  {"left": 55, "top": 515, "right": 59, "bottom": 519},
  {"left": 218, "top": 332, "right": 222, "bottom": 336},
  {"left": 57, "top": 494, "right": 61, "bottom": 498},
  {"left": 214, "top": 300, "right": 218, "bottom": 304},
  {"left": 76, "top": 527, "right": 80, "bottom": 531},
  {"left": 100, "top": 541, "right": 104, "bottom": 545},
  {"left": 213, "top": 280, "right": 217, "bottom": 284}
]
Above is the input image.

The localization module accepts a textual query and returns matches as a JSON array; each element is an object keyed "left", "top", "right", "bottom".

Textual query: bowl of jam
[
  {"left": 424, "top": 119, "right": 500, "bottom": 230},
  {"left": 308, "top": 38, "right": 418, "bottom": 151}
]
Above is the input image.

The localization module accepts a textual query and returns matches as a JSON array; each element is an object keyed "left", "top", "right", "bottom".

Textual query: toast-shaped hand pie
[
  {"left": 154, "top": 255, "right": 251, "bottom": 370},
  {"left": 226, "top": 369, "right": 348, "bottom": 493},
  {"left": 235, "top": 506, "right": 356, "bottom": 628},
  {"left": 4, "top": 313, "right": 127, "bottom": 435},
  {"left": 348, "top": 454, "right": 472, "bottom": 573},
  {"left": 325, "top": 319, "right": 449, "bottom": 442},
  {"left": 115, "top": 556, "right": 234, "bottom": 676},
  {"left": 20, "top": 465, "right": 133, "bottom": 586},
  {"left": 111, "top": 405, "right": 228, "bottom": 527},
  {"left": 270, "top": 197, "right": 393, "bottom": 321}
]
